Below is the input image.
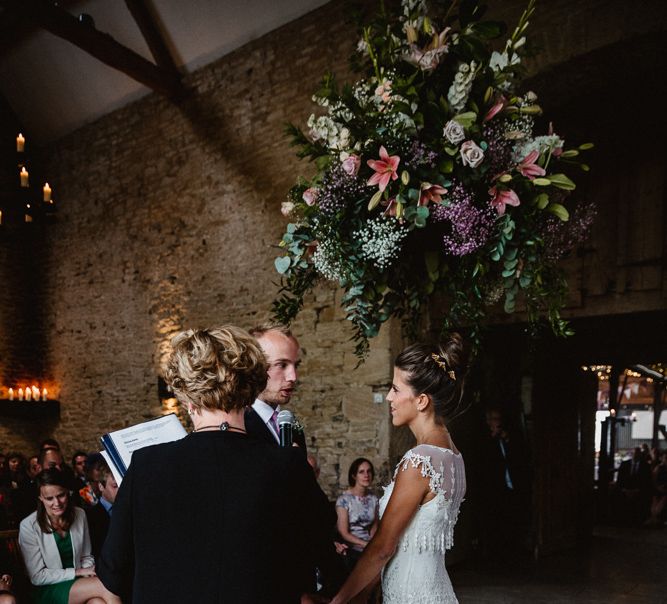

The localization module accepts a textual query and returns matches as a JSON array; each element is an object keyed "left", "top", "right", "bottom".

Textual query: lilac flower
[
  {"left": 540, "top": 200, "right": 597, "bottom": 262},
  {"left": 318, "top": 164, "right": 368, "bottom": 214},
  {"left": 403, "top": 140, "right": 439, "bottom": 170},
  {"left": 433, "top": 181, "right": 496, "bottom": 256}
]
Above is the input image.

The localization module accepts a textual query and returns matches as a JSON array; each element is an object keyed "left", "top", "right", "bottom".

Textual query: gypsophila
[
  {"left": 312, "top": 237, "right": 349, "bottom": 282},
  {"left": 354, "top": 218, "right": 408, "bottom": 270}
]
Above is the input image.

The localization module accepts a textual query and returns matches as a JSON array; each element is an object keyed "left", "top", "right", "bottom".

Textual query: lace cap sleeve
[{"left": 394, "top": 446, "right": 445, "bottom": 495}]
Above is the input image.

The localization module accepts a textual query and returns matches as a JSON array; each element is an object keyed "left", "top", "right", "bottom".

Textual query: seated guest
[
  {"left": 78, "top": 455, "right": 104, "bottom": 509},
  {"left": 85, "top": 464, "right": 118, "bottom": 560},
  {"left": 70, "top": 453, "right": 88, "bottom": 492},
  {"left": 18, "top": 469, "right": 120, "bottom": 604},
  {"left": 0, "top": 537, "right": 17, "bottom": 604},
  {"left": 336, "top": 458, "right": 378, "bottom": 571},
  {"left": 5, "top": 453, "right": 27, "bottom": 490},
  {"left": 99, "top": 325, "right": 340, "bottom": 604}
]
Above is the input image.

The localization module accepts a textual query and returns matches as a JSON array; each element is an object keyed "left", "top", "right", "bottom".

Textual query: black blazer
[
  {"left": 98, "top": 431, "right": 337, "bottom": 604},
  {"left": 85, "top": 502, "right": 111, "bottom": 561},
  {"left": 245, "top": 407, "right": 308, "bottom": 451}
]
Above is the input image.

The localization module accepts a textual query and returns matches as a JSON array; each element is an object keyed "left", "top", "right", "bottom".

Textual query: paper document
[{"left": 101, "top": 413, "right": 187, "bottom": 483}]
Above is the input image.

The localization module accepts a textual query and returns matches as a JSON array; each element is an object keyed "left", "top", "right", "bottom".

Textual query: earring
[{"left": 187, "top": 407, "right": 193, "bottom": 415}]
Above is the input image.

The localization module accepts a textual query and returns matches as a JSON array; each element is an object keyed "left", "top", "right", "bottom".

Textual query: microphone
[{"left": 277, "top": 410, "right": 294, "bottom": 448}]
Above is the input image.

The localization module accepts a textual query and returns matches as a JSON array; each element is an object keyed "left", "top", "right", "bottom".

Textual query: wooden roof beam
[
  {"left": 124, "top": 0, "right": 180, "bottom": 75},
  {"left": 11, "top": 0, "right": 184, "bottom": 99}
]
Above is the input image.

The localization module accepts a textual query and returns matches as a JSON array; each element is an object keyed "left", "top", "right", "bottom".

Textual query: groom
[{"left": 246, "top": 322, "right": 307, "bottom": 451}]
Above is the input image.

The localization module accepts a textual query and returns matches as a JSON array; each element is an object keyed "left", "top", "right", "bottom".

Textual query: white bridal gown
[{"left": 379, "top": 444, "right": 466, "bottom": 604}]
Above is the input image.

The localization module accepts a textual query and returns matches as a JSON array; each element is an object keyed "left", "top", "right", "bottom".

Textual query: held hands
[
  {"left": 334, "top": 541, "right": 348, "bottom": 555},
  {"left": 75, "top": 566, "right": 97, "bottom": 577}
]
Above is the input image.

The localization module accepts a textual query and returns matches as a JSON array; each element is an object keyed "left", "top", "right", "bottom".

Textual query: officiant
[{"left": 98, "top": 325, "right": 339, "bottom": 603}]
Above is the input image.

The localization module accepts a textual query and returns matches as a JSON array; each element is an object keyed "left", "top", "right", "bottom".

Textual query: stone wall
[{"left": 1, "top": 0, "right": 666, "bottom": 498}]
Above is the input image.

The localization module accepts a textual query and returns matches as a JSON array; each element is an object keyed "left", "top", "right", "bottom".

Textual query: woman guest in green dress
[{"left": 18, "top": 469, "right": 120, "bottom": 604}]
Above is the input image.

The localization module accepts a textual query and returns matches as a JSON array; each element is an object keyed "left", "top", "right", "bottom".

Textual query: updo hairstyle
[
  {"left": 164, "top": 326, "right": 268, "bottom": 413},
  {"left": 394, "top": 333, "right": 468, "bottom": 424}
]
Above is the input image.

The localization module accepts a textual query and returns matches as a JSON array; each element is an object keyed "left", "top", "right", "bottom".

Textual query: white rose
[
  {"left": 281, "top": 201, "right": 295, "bottom": 217},
  {"left": 460, "top": 140, "right": 484, "bottom": 168},
  {"left": 443, "top": 120, "right": 465, "bottom": 145}
]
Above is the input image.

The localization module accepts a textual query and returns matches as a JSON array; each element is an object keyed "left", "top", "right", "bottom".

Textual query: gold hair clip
[{"left": 431, "top": 353, "right": 456, "bottom": 380}]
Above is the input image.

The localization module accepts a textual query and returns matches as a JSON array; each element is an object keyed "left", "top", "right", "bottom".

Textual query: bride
[{"left": 331, "top": 335, "right": 467, "bottom": 604}]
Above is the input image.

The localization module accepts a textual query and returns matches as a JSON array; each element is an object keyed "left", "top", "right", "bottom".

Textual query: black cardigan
[{"left": 99, "top": 430, "right": 338, "bottom": 603}]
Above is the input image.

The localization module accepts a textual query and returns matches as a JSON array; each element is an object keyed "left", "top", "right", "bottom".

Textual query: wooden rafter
[
  {"left": 0, "top": 1, "right": 82, "bottom": 58},
  {"left": 124, "top": 0, "right": 179, "bottom": 74},
  {"left": 5, "top": 0, "right": 184, "bottom": 98}
]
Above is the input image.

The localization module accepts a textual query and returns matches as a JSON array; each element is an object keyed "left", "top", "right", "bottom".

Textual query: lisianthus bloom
[
  {"left": 302, "top": 187, "right": 319, "bottom": 206},
  {"left": 418, "top": 182, "right": 447, "bottom": 206},
  {"left": 367, "top": 146, "right": 400, "bottom": 192},
  {"left": 517, "top": 150, "right": 545, "bottom": 179},
  {"left": 341, "top": 154, "right": 361, "bottom": 176},
  {"left": 489, "top": 186, "right": 520, "bottom": 215},
  {"left": 281, "top": 201, "right": 295, "bottom": 216},
  {"left": 374, "top": 79, "right": 393, "bottom": 103}
]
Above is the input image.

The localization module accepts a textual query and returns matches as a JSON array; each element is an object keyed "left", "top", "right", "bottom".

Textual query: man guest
[{"left": 86, "top": 463, "right": 119, "bottom": 559}]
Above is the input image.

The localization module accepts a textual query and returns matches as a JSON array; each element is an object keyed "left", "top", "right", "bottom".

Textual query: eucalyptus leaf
[
  {"left": 578, "top": 142, "right": 594, "bottom": 150},
  {"left": 532, "top": 177, "right": 551, "bottom": 186},
  {"left": 274, "top": 256, "right": 291, "bottom": 274}
]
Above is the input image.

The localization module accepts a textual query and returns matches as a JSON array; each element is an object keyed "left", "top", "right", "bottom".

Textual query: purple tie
[{"left": 269, "top": 409, "right": 279, "bottom": 436}]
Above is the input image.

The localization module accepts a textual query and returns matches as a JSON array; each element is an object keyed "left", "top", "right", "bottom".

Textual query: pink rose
[
  {"left": 341, "top": 154, "right": 361, "bottom": 177},
  {"left": 302, "top": 187, "right": 318, "bottom": 206},
  {"left": 460, "top": 140, "right": 485, "bottom": 168}
]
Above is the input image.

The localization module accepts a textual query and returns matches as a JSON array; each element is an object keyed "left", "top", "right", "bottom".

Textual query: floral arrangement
[{"left": 273, "top": 0, "right": 594, "bottom": 358}]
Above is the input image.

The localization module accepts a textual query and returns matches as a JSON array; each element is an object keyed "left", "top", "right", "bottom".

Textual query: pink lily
[
  {"left": 418, "top": 182, "right": 448, "bottom": 206},
  {"left": 381, "top": 197, "right": 397, "bottom": 217},
  {"left": 489, "top": 186, "right": 521, "bottom": 215},
  {"left": 517, "top": 150, "right": 546, "bottom": 180},
  {"left": 367, "top": 146, "right": 400, "bottom": 192},
  {"left": 483, "top": 97, "right": 507, "bottom": 122}
]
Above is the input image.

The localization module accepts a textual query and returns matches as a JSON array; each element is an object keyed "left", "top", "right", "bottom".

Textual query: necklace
[{"left": 193, "top": 422, "right": 247, "bottom": 433}]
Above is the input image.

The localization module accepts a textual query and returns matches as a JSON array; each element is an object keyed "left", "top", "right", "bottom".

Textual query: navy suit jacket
[{"left": 99, "top": 431, "right": 340, "bottom": 603}]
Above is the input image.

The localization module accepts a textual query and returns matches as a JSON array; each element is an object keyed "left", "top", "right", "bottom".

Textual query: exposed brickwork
[{"left": 1, "top": 0, "right": 665, "bottom": 499}]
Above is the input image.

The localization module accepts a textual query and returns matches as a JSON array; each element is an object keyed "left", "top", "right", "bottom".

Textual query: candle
[
  {"left": 20, "top": 167, "right": 29, "bottom": 187},
  {"left": 17, "top": 133, "right": 25, "bottom": 152},
  {"left": 32, "top": 386, "right": 40, "bottom": 400},
  {"left": 8, "top": 388, "right": 14, "bottom": 401},
  {"left": 42, "top": 388, "right": 48, "bottom": 401},
  {"left": 43, "top": 183, "right": 52, "bottom": 202},
  {"left": 18, "top": 388, "right": 24, "bottom": 401},
  {"left": 25, "top": 387, "right": 31, "bottom": 401}
]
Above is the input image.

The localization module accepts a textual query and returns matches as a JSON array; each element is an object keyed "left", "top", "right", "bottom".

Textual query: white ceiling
[{"left": 0, "top": 0, "right": 329, "bottom": 143}]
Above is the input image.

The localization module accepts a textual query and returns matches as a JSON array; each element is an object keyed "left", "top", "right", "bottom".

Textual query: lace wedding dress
[{"left": 379, "top": 444, "right": 466, "bottom": 604}]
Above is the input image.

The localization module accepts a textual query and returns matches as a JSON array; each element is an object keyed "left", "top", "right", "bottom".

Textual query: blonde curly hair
[{"left": 164, "top": 326, "right": 268, "bottom": 413}]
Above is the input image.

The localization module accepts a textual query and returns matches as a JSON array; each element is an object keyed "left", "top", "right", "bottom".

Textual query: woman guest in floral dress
[
  {"left": 336, "top": 458, "right": 378, "bottom": 571},
  {"left": 332, "top": 334, "right": 468, "bottom": 604}
]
